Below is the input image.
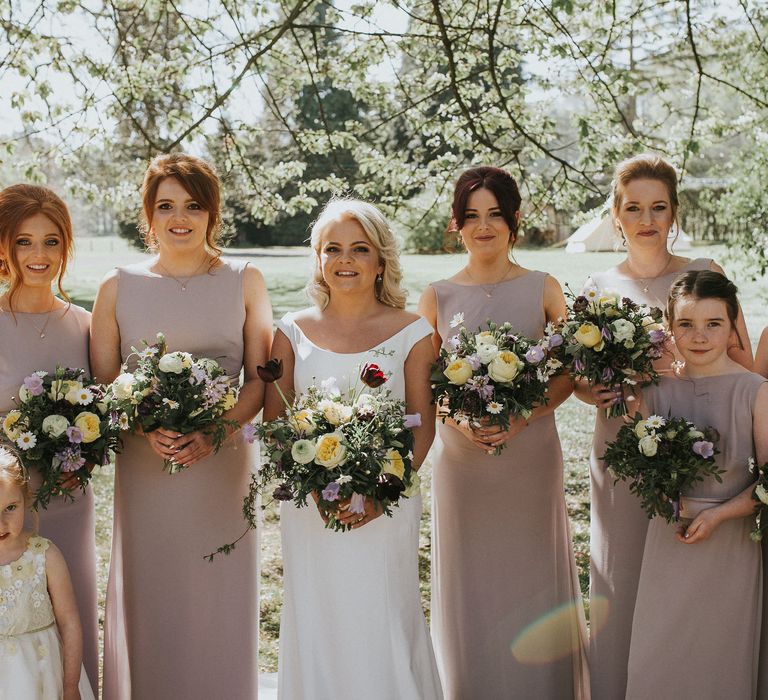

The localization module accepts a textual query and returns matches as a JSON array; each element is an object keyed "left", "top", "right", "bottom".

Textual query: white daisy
[
  {"left": 486, "top": 401, "right": 503, "bottom": 414},
  {"left": 646, "top": 415, "right": 666, "bottom": 430},
  {"left": 16, "top": 432, "right": 37, "bottom": 450},
  {"left": 449, "top": 312, "right": 465, "bottom": 328},
  {"left": 335, "top": 474, "right": 352, "bottom": 485},
  {"left": 75, "top": 388, "right": 94, "bottom": 405}
]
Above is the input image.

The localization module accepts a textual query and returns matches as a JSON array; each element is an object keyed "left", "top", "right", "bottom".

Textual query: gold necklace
[
  {"left": 464, "top": 262, "right": 514, "bottom": 298},
  {"left": 8, "top": 297, "right": 56, "bottom": 339},
  {"left": 156, "top": 256, "right": 210, "bottom": 292},
  {"left": 628, "top": 254, "right": 673, "bottom": 294}
]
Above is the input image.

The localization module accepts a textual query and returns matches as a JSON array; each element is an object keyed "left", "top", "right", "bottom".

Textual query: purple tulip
[
  {"left": 23, "top": 375, "right": 44, "bottom": 396},
  {"left": 692, "top": 440, "right": 714, "bottom": 459},
  {"left": 601, "top": 326, "right": 612, "bottom": 341},
  {"left": 348, "top": 493, "right": 366, "bottom": 514},
  {"left": 573, "top": 357, "right": 585, "bottom": 374},
  {"left": 242, "top": 423, "right": 257, "bottom": 443},
  {"left": 548, "top": 333, "right": 564, "bottom": 349},
  {"left": 601, "top": 367, "right": 614, "bottom": 383},
  {"left": 525, "top": 345, "right": 546, "bottom": 364},
  {"left": 66, "top": 426, "right": 84, "bottom": 444},
  {"left": 321, "top": 482, "right": 341, "bottom": 502},
  {"left": 404, "top": 413, "right": 422, "bottom": 429}
]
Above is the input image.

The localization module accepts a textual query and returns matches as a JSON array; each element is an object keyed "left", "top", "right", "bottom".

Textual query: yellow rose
[
  {"left": 2, "top": 410, "right": 23, "bottom": 440},
  {"left": 49, "top": 380, "right": 81, "bottom": 401},
  {"left": 74, "top": 411, "right": 101, "bottom": 443},
  {"left": 574, "top": 323, "right": 602, "bottom": 348},
  {"left": 487, "top": 351, "right": 524, "bottom": 383},
  {"left": 319, "top": 400, "right": 353, "bottom": 426},
  {"left": 645, "top": 323, "right": 664, "bottom": 333},
  {"left": 222, "top": 390, "right": 238, "bottom": 411},
  {"left": 382, "top": 448, "right": 405, "bottom": 480},
  {"left": 444, "top": 358, "right": 473, "bottom": 385},
  {"left": 288, "top": 409, "right": 316, "bottom": 435},
  {"left": 314, "top": 432, "right": 347, "bottom": 468}
]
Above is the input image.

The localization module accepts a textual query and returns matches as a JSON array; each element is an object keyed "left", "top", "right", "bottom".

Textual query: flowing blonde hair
[{"left": 306, "top": 198, "right": 407, "bottom": 310}]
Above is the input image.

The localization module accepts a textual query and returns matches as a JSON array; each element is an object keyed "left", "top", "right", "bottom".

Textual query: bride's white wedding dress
[{"left": 276, "top": 312, "right": 443, "bottom": 700}]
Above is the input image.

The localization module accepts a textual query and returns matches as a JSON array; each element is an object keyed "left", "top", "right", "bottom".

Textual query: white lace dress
[
  {"left": 0, "top": 536, "right": 94, "bottom": 700},
  {"left": 276, "top": 313, "right": 443, "bottom": 700}
]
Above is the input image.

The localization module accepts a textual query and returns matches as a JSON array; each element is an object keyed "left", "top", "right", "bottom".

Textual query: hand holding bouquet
[
  {"left": 750, "top": 459, "right": 768, "bottom": 541},
  {"left": 431, "top": 316, "right": 563, "bottom": 454},
  {"left": 602, "top": 413, "right": 722, "bottom": 522},
  {"left": 2, "top": 367, "right": 120, "bottom": 509},
  {"left": 560, "top": 286, "right": 669, "bottom": 418},
  {"left": 104, "top": 333, "right": 238, "bottom": 473}
]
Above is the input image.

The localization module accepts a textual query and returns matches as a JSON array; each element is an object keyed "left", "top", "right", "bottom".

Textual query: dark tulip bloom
[
  {"left": 273, "top": 483, "right": 293, "bottom": 501},
  {"left": 257, "top": 359, "right": 284, "bottom": 383},
  {"left": 572, "top": 296, "right": 589, "bottom": 312},
  {"left": 622, "top": 297, "right": 638, "bottom": 311},
  {"left": 360, "top": 363, "right": 387, "bottom": 388},
  {"left": 376, "top": 473, "right": 405, "bottom": 501},
  {"left": 613, "top": 354, "right": 631, "bottom": 369}
]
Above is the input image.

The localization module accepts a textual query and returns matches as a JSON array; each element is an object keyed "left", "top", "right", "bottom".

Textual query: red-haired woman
[
  {"left": 0, "top": 184, "right": 99, "bottom": 695},
  {"left": 91, "top": 154, "right": 273, "bottom": 699},
  {"left": 577, "top": 153, "right": 752, "bottom": 700},
  {"left": 418, "top": 166, "right": 589, "bottom": 699}
]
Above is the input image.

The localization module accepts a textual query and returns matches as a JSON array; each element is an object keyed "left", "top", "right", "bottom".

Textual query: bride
[{"left": 264, "top": 198, "right": 443, "bottom": 700}]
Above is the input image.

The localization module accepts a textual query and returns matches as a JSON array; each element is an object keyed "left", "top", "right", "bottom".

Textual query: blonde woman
[{"left": 264, "top": 198, "right": 443, "bottom": 700}]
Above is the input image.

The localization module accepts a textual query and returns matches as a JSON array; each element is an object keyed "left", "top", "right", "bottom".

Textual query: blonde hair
[
  {"left": 0, "top": 447, "right": 36, "bottom": 529},
  {"left": 306, "top": 198, "right": 407, "bottom": 309}
]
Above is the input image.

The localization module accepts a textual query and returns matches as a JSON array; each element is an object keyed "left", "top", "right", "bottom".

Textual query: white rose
[
  {"left": 611, "top": 318, "right": 635, "bottom": 344},
  {"left": 688, "top": 428, "right": 705, "bottom": 440},
  {"left": 634, "top": 419, "right": 649, "bottom": 438},
  {"left": 476, "top": 342, "right": 499, "bottom": 364},
  {"left": 112, "top": 373, "right": 136, "bottom": 400},
  {"left": 18, "top": 385, "right": 33, "bottom": 403},
  {"left": 487, "top": 351, "right": 524, "bottom": 384},
  {"left": 318, "top": 400, "right": 353, "bottom": 426},
  {"left": 158, "top": 353, "right": 185, "bottom": 374},
  {"left": 638, "top": 434, "right": 658, "bottom": 457},
  {"left": 42, "top": 414, "right": 70, "bottom": 438},
  {"left": 474, "top": 331, "right": 496, "bottom": 347},
  {"left": 291, "top": 439, "right": 316, "bottom": 464},
  {"left": 756, "top": 484, "right": 768, "bottom": 506},
  {"left": 196, "top": 358, "right": 220, "bottom": 374},
  {"left": 179, "top": 352, "right": 194, "bottom": 369}
]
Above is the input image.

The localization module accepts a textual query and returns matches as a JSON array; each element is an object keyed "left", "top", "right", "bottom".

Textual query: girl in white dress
[
  {"left": 264, "top": 199, "right": 443, "bottom": 700},
  {"left": 0, "top": 447, "right": 94, "bottom": 700}
]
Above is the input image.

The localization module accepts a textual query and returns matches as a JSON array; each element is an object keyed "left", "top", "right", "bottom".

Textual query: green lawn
[{"left": 67, "top": 236, "right": 768, "bottom": 673}]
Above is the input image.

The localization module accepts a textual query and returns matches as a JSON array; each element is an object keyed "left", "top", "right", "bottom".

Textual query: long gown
[
  {"left": 0, "top": 536, "right": 95, "bottom": 700},
  {"left": 0, "top": 303, "right": 99, "bottom": 695},
  {"left": 276, "top": 312, "right": 443, "bottom": 700},
  {"left": 626, "top": 372, "right": 765, "bottom": 699},
  {"left": 430, "top": 272, "right": 589, "bottom": 700},
  {"left": 103, "top": 259, "right": 259, "bottom": 700},
  {"left": 587, "top": 257, "right": 711, "bottom": 700}
]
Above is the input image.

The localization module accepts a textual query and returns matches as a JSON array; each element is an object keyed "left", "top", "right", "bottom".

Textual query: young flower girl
[
  {"left": 0, "top": 446, "right": 95, "bottom": 700},
  {"left": 625, "top": 271, "right": 768, "bottom": 698}
]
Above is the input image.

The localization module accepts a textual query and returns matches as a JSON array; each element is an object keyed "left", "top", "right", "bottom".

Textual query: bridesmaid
[
  {"left": 579, "top": 153, "right": 753, "bottom": 700},
  {"left": 91, "top": 154, "right": 273, "bottom": 699},
  {"left": 626, "top": 271, "right": 766, "bottom": 698},
  {"left": 0, "top": 184, "right": 99, "bottom": 695},
  {"left": 419, "top": 166, "right": 589, "bottom": 699}
]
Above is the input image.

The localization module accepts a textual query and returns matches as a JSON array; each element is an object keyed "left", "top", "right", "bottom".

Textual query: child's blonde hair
[{"left": 0, "top": 446, "right": 37, "bottom": 530}]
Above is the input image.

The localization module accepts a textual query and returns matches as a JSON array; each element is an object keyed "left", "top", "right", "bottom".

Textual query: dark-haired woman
[
  {"left": 577, "top": 153, "right": 752, "bottom": 700},
  {"left": 419, "top": 166, "right": 589, "bottom": 699},
  {"left": 91, "top": 154, "right": 273, "bottom": 699},
  {"left": 0, "top": 184, "right": 99, "bottom": 695},
  {"left": 625, "top": 271, "right": 766, "bottom": 698}
]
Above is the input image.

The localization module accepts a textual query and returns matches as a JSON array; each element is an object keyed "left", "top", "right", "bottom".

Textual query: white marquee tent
[{"left": 565, "top": 215, "right": 692, "bottom": 253}]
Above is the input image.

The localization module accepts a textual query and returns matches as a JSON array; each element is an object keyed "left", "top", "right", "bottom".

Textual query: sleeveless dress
[
  {"left": 103, "top": 260, "right": 259, "bottom": 700},
  {"left": 587, "top": 257, "right": 711, "bottom": 700},
  {"left": 0, "top": 536, "right": 95, "bottom": 700},
  {"left": 430, "top": 272, "right": 589, "bottom": 700},
  {"left": 0, "top": 304, "right": 99, "bottom": 695},
  {"left": 626, "top": 372, "right": 765, "bottom": 699},
  {"left": 276, "top": 312, "right": 443, "bottom": 700}
]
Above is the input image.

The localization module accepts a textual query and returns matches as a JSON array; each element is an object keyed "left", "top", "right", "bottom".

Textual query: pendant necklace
[
  {"left": 464, "top": 262, "right": 514, "bottom": 298},
  {"left": 629, "top": 254, "right": 673, "bottom": 295},
  {"left": 26, "top": 297, "right": 56, "bottom": 339},
  {"left": 156, "top": 256, "right": 209, "bottom": 292}
]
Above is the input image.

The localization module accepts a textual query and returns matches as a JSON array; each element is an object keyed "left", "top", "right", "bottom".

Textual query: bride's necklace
[
  {"left": 156, "top": 256, "right": 209, "bottom": 292},
  {"left": 464, "top": 262, "right": 514, "bottom": 298},
  {"left": 627, "top": 253, "right": 673, "bottom": 294},
  {"left": 11, "top": 297, "right": 56, "bottom": 339}
]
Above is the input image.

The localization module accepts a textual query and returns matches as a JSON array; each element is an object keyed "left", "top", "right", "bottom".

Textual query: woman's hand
[
  {"left": 452, "top": 416, "right": 527, "bottom": 453},
  {"left": 675, "top": 507, "right": 723, "bottom": 544},
  {"left": 170, "top": 430, "right": 216, "bottom": 468},
  {"left": 335, "top": 496, "right": 384, "bottom": 530},
  {"left": 590, "top": 382, "right": 625, "bottom": 410},
  {"left": 143, "top": 427, "right": 184, "bottom": 460}
]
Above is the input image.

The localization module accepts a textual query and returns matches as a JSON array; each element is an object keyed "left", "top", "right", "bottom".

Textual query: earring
[{"left": 376, "top": 273, "right": 383, "bottom": 282}]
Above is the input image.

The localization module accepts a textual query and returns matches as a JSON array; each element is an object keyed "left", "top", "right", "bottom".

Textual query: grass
[{"left": 65, "top": 236, "right": 768, "bottom": 673}]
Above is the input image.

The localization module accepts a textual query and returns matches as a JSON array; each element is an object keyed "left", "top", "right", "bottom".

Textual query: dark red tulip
[
  {"left": 360, "top": 363, "right": 387, "bottom": 388},
  {"left": 257, "top": 359, "right": 284, "bottom": 383}
]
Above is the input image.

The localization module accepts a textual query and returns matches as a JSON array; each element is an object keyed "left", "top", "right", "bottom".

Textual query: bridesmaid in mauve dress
[
  {"left": 419, "top": 166, "right": 589, "bottom": 699},
  {"left": 576, "top": 154, "right": 753, "bottom": 700},
  {"left": 0, "top": 184, "right": 99, "bottom": 695},
  {"left": 91, "top": 154, "right": 273, "bottom": 700},
  {"left": 626, "top": 271, "right": 766, "bottom": 699}
]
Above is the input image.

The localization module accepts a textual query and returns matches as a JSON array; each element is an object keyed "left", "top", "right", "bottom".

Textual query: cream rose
[
  {"left": 65, "top": 385, "right": 94, "bottom": 406},
  {"left": 611, "top": 318, "right": 636, "bottom": 345},
  {"left": 688, "top": 428, "right": 705, "bottom": 440},
  {"left": 476, "top": 342, "right": 499, "bottom": 364},
  {"left": 382, "top": 448, "right": 405, "bottom": 480},
  {"left": 48, "top": 380, "right": 81, "bottom": 401},
  {"left": 2, "top": 411, "right": 23, "bottom": 440},
  {"left": 403, "top": 470, "right": 421, "bottom": 498},
  {"left": 638, "top": 434, "right": 658, "bottom": 457},
  {"left": 42, "top": 414, "right": 70, "bottom": 438},
  {"left": 288, "top": 409, "right": 317, "bottom": 435},
  {"left": 318, "top": 400, "right": 353, "bottom": 426},
  {"left": 756, "top": 484, "right": 768, "bottom": 506},
  {"left": 487, "top": 351, "right": 524, "bottom": 384},
  {"left": 74, "top": 411, "right": 101, "bottom": 443},
  {"left": 574, "top": 323, "right": 602, "bottom": 348},
  {"left": 291, "top": 439, "right": 317, "bottom": 464},
  {"left": 314, "top": 432, "right": 347, "bottom": 468},
  {"left": 634, "top": 419, "right": 649, "bottom": 438},
  {"left": 112, "top": 373, "right": 136, "bottom": 400},
  {"left": 158, "top": 353, "right": 185, "bottom": 374},
  {"left": 444, "top": 358, "right": 473, "bottom": 385}
]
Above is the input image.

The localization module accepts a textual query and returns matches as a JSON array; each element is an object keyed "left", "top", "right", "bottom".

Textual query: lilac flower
[
  {"left": 446, "top": 335, "right": 461, "bottom": 352},
  {"left": 322, "top": 482, "right": 341, "bottom": 501},
  {"left": 22, "top": 375, "right": 44, "bottom": 396},
  {"left": 242, "top": 423, "right": 257, "bottom": 443},
  {"left": 66, "top": 426, "right": 84, "bottom": 444},
  {"left": 601, "top": 367, "right": 614, "bottom": 383},
  {"left": 648, "top": 346, "right": 663, "bottom": 359},
  {"left": 505, "top": 332, "right": 519, "bottom": 341},
  {"left": 548, "top": 333, "right": 564, "bottom": 349},
  {"left": 601, "top": 326, "right": 613, "bottom": 341},
  {"left": 692, "top": 440, "right": 714, "bottom": 459},
  {"left": 403, "top": 413, "right": 422, "bottom": 429},
  {"left": 465, "top": 376, "right": 493, "bottom": 401},
  {"left": 465, "top": 354, "right": 482, "bottom": 371},
  {"left": 348, "top": 493, "right": 366, "bottom": 514},
  {"left": 649, "top": 329, "right": 666, "bottom": 344},
  {"left": 573, "top": 357, "right": 585, "bottom": 374},
  {"left": 189, "top": 365, "right": 207, "bottom": 385},
  {"left": 53, "top": 446, "right": 85, "bottom": 473},
  {"left": 524, "top": 345, "right": 546, "bottom": 364}
]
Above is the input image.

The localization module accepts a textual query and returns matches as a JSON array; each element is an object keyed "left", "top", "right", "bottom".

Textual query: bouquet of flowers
[
  {"left": 750, "top": 459, "right": 768, "bottom": 541},
  {"left": 104, "top": 333, "right": 238, "bottom": 473},
  {"left": 205, "top": 359, "right": 421, "bottom": 560},
  {"left": 602, "top": 413, "right": 723, "bottom": 522},
  {"left": 1, "top": 367, "right": 120, "bottom": 509},
  {"left": 430, "top": 316, "right": 563, "bottom": 454},
  {"left": 559, "top": 286, "right": 669, "bottom": 418}
]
